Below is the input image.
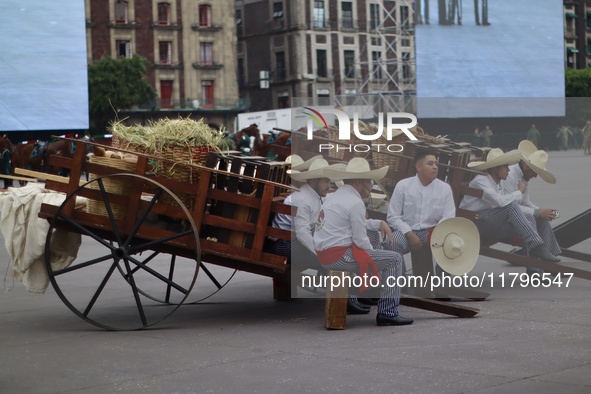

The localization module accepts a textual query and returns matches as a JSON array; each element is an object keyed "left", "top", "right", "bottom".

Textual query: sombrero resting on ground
[
  {"left": 430, "top": 217, "right": 480, "bottom": 276},
  {"left": 517, "top": 140, "right": 556, "bottom": 184},
  {"left": 467, "top": 148, "right": 521, "bottom": 171}
]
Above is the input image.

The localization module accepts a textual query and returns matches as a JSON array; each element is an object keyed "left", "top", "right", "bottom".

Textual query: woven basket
[
  {"left": 326, "top": 121, "right": 374, "bottom": 160},
  {"left": 86, "top": 154, "right": 137, "bottom": 219},
  {"left": 371, "top": 126, "right": 445, "bottom": 187},
  {"left": 112, "top": 134, "right": 212, "bottom": 209}
]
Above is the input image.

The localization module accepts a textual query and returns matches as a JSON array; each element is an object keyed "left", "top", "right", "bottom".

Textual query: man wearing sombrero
[
  {"left": 459, "top": 148, "right": 560, "bottom": 264},
  {"left": 314, "top": 158, "right": 413, "bottom": 326},
  {"left": 501, "top": 141, "right": 561, "bottom": 262}
]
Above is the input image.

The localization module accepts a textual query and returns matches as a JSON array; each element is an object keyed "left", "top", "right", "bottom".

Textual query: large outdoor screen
[
  {"left": 0, "top": 0, "right": 89, "bottom": 132},
  {"left": 415, "top": 0, "right": 565, "bottom": 118}
]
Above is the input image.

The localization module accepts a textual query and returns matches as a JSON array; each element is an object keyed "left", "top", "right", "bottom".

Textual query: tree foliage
[
  {"left": 88, "top": 55, "right": 156, "bottom": 115},
  {"left": 565, "top": 68, "right": 591, "bottom": 97}
]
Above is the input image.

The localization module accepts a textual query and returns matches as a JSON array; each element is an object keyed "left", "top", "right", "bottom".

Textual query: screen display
[{"left": 0, "top": 0, "right": 89, "bottom": 132}]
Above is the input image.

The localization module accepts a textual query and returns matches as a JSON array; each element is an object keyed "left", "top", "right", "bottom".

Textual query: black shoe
[
  {"left": 347, "top": 299, "right": 371, "bottom": 315},
  {"left": 530, "top": 245, "right": 561, "bottom": 263},
  {"left": 358, "top": 298, "right": 379, "bottom": 306},
  {"left": 376, "top": 313, "right": 414, "bottom": 326}
]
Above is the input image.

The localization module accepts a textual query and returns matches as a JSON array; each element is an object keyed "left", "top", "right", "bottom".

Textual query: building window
[
  {"left": 371, "top": 36, "right": 381, "bottom": 46},
  {"left": 199, "top": 4, "right": 212, "bottom": 27},
  {"left": 276, "top": 51, "right": 286, "bottom": 80},
  {"left": 159, "top": 41, "right": 172, "bottom": 64},
  {"left": 344, "top": 50, "right": 355, "bottom": 78},
  {"left": 317, "top": 88, "right": 330, "bottom": 98},
  {"left": 201, "top": 80, "right": 214, "bottom": 107},
  {"left": 370, "top": 3, "right": 380, "bottom": 30},
  {"left": 236, "top": 9, "right": 243, "bottom": 36},
  {"left": 115, "top": 0, "right": 128, "bottom": 24},
  {"left": 401, "top": 38, "right": 411, "bottom": 47},
  {"left": 313, "top": 0, "right": 325, "bottom": 28},
  {"left": 160, "top": 80, "right": 173, "bottom": 109},
  {"left": 200, "top": 42, "right": 213, "bottom": 65},
  {"left": 278, "top": 92, "right": 289, "bottom": 108},
  {"left": 400, "top": 5, "right": 409, "bottom": 29},
  {"left": 342, "top": 2, "right": 353, "bottom": 29},
  {"left": 273, "top": 2, "right": 283, "bottom": 19},
  {"left": 116, "top": 40, "right": 132, "bottom": 58},
  {"left": 317, "top": 49, "right": 327, "bottom": 78},
  {"left": 157, "top": 2, "right": 170, "bottom": 26},
  {"left": 372, "top": 51, "right": 382, "bottom": 80}
]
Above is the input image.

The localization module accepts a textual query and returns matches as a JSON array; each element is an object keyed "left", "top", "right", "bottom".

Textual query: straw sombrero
[
  {"left": 467, "top": 148, "right": 521, "bottom": 170},
  {"left": 324, "top": 157, "right": 389, "bottom": 181},
  {"left": 285, "top": 155, "right": 322, "bottom": 171},
  {"left": 288, "top": 159, "right": 346, "bottom": 182},
  {"left": 517, "top": 140, "right": 556, "bottom": 184},
  {"left": 430, "top": 217, "right": 480, "bottom": 276}
]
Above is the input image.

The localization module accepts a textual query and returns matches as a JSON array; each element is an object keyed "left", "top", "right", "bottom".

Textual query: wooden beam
[{"left": 14, "top": 168, "right": 85, "bottom": 186}]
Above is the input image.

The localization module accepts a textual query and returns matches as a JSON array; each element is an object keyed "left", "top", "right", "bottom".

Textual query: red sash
[{"left": 316, "top": 245, "right": 380, "bottom": 292}]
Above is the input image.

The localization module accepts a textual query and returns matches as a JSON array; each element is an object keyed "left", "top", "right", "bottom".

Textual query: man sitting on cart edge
[
  {"left": 459, "top": 148, "right": 560, "bottom": 270},
  {"left": 314, "top": 158, "right": 413, "bottom": 326},
  {"left": 386, "top": 148, "right": 456, "bottom": 275}
]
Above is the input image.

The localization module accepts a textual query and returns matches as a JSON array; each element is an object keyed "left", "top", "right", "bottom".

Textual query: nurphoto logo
[{"left": 302, "top": 107, "right": 418, "bottom": 154}]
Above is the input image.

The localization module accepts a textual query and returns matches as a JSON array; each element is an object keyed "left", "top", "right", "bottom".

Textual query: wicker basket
[
  {"left": 326, "top": 121, "right": 374, "bottom": 161},
  {"left": 112, "top": 134, "right": 212, "bottom": 209},
  {"left": 371, "top": 126, "right": 445, "bottom": 187},
  {"left": 86, "top": 154, "right": 137, "bottom": 219}
]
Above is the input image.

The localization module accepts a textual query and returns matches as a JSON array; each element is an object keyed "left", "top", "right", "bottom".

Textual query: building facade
[
  {"left": 564, "top": 0, "right": 591, "bottom": 69},
  {"left": 85, "top": 0, "right": 243, "bottom": 129},
  {"left": 236, "top": 0, "right": 416, "bottom": 112}
]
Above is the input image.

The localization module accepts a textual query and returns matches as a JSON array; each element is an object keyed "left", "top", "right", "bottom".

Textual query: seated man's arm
[{"left": 386, "top": 182, "right": 412, "bottom": 234}]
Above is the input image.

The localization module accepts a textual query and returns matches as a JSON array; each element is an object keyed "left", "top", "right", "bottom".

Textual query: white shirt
[
  {"left": 291, "top": 184, "right": 323, "bottom": 254},
  {"left": 502, "top": 163, "right": 539, "bottom": 217},
  {"left": 271, "top": 194, "right": 292, "bottom": 233},
  {"left": 459, "top": 174, "right": 522, "bottom": 212},
  {"left": 314, "top": 185, "right": 377, "bottom": 252},
  {"left": 387, "top": 175, "right": 455, "bottom": 234}
]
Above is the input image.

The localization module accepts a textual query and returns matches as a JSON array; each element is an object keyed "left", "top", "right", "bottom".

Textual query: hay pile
[{"left": 109, "top": 117, "right": 224, "bottom": 156}]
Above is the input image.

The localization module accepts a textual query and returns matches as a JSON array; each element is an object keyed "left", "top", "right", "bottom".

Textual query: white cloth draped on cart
[{"left": 0, "top": 184, "right": 84, "bottom": 293}]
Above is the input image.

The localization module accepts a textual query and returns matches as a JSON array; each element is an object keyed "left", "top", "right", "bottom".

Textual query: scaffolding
[{"left": 334, "top": 0, "right": 416, "bottom": 116}]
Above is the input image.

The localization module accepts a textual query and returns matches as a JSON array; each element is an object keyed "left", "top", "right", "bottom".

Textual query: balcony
[
  {"left": 265, "top": 18, "right": 285, "bottom": 32},
  {"left": 130, "top": 98, "right": 251, "bottom": 112},
  {"left": 153, "top": 62, "right": 183, "bottom": 70},
  {"left": 312, "top": 19, "right": 331, "bottom": 31},
  {"left": 108, "top": 20, "right": 140, "bottom": 29},
  {"left": 152, "top": 22, "right": 182, "bottom": 30},
  {"left": 315, "top": 68, "right": 334, "bottom": 80},
  {"left": 192, "top": 62, "right": 224, "bottom": 70},
  {"left": 191, "top": 23, "right": 223, "bottom": 32}
]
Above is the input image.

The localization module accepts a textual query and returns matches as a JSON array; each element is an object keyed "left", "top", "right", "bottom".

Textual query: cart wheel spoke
[
  {"left": 83, "top": 261, "right": 119, "bottom": 317},
  {"left": 128, "top": 229, "right": 195, "bottom": 255},
  {"left": 126, "top": 255, "right": 189, "bottom": 295},
  {"left": 53, "top": 253, "right": 115, "bottom": 276},
  {"left": 199, "top": 263, "right": 223, "bottom": 289},
  {"left": 96, "top": 178, "right": 124, "bottom": 245},
  {"left": 124, "top": 188, "right": 163, "bottom": 248},
  {"left": 55, "top": 210, "right": 116, "bottom": 251},
  {"left": 119, "top": 250, "right": 160, "bottom": 279},
  {"left": 122, "top": 258, "right": 147, "bottom": 326}
]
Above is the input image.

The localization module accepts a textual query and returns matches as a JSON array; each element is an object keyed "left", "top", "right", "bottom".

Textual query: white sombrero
[
  {"left": 430, "top": 217, "right": 480, "bottom": 276},
  {"left": 324, "top": 157, "right": 389, "bottom": 181},
  {"left": 285, "top": 155, "right": 323, "bottom": 171},
  {"left": 517, "top": 140, "right": 556, "bottom": 184},
  {"left": 288, "top": 158, "right": 346, "bottom": 182},
  {"left": 467, "top": 148, "right": 521, "bottom": 170}
]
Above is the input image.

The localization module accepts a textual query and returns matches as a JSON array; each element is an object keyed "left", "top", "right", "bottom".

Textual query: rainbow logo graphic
[{"left": 303, "top": 107, "right": 329, "bottom": 131}]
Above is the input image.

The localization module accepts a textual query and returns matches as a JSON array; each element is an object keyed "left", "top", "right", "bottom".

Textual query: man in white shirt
[
  {"left": 387, "top": 148, "right": 456, "bottom": 265},
  {"left": 501, "top": 140, "right": 560, "bottom": 258},
  {"left": 315, "top": 158, "right": 413, "bottom": 326},
  {"left": 459, "top": 148, "right": 560, "bottom": 264}
]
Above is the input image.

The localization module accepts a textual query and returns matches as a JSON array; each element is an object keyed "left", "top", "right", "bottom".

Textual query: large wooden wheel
[{"left": 44, "top": 174, "right": 200, "bottom": 330}]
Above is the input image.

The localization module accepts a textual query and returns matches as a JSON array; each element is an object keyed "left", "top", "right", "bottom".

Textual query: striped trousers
[
  {"left": 535, "top": 217, "right": 561, "bottom": 256},
  {"left": 475, "top": 201, "right": 544, "bottom": 253},
  {"left": 320, "top": 246, "right": 403, "bottom": 317}
]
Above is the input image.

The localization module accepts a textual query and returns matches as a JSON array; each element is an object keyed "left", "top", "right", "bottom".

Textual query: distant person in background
[
  {"left": 438, "top": 0, "right": 449, "bottom": 25},
  {"left": 474, "top": 0, "right": 489, "bottom": 26},
  {"left": 582, "top": 120, "right": 591, "bottom": 155},
  {"left": 448, "top": 0, "right": 462, "bottom": 25},
  {"left": 481, "top": 125, "right": 493, "bottom": 147},
  {"left": 556, "top": 125, "right": 573, "bottom": 151},
  {"left": 527, "top": 124, "right": 541, "bottom": 148}
]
